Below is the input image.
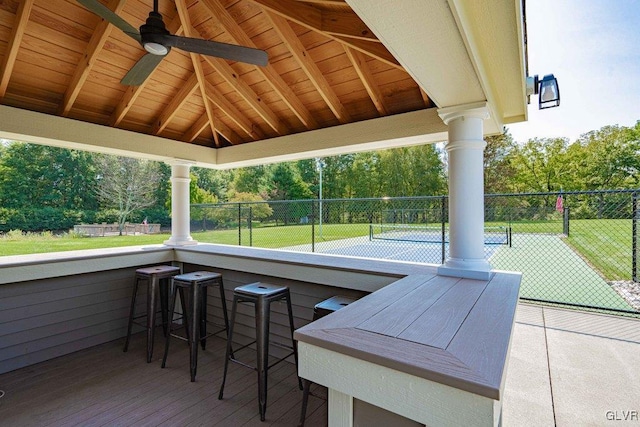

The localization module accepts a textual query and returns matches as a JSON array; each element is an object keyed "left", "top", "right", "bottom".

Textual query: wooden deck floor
[{"left": 0, "top": 331, "right": 327, "bottom": 426}]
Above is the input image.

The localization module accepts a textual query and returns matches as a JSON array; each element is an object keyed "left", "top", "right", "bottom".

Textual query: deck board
[{"left": 0, "top": 330, "right": 326, "bottom": 426}]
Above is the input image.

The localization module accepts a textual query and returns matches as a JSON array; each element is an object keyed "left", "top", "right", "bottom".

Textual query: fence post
[
  {"left": 249, "top": 207, "right": 253, "bottom": 247},
  {"left": 563, "top": 206, "right": 570, "bottom": 236},
  {"left": 633, "top": 192, "right": 638, "bottom": 282},
  {"left": 238, "top": 203, "right": 242, "bottom": 246},
  {"left": 441, "top": 195, "right": 446, "bottom": 264},
  {"left": 311, "top": 200, "right": 316, "bottom": 253}
]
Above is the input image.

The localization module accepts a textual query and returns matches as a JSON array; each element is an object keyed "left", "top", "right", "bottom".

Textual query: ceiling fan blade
[
  {"left": 121, "top": 53, "right": 164, "bottom": 86},
  {"left": 160, "top": 35, "right": 268, "bottom": 67},
  {"left": 76, "top": 0, "right": 141, "bottom": 43}
]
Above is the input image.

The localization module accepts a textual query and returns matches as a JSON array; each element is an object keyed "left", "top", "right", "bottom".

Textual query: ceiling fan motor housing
[{"left": 140, "top": 11, "right": 171, "bottom": 55}]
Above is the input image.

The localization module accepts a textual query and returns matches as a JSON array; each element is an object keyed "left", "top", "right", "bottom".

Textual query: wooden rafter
[
  {"left": 345, "top": 47, "right": 387, "bottom": 116},
  {"left": 420, "top": 87, "right": 431, "bottom": 108},
  {"left": 0, "top": 0, "right": 35, "bottom": 99},
  {"left": 205, "top": 82, "right": 264, "bottom": 140},
  {"left": 249, "top": 0, "right": 402, "bottom": 69},
  {"left": 175, "top": 0, "right": 219, "bottom": 145},
  {"left": 59, "top": 0, "right": 127, "bottom": 116},
  {"left": 199, "top": 0, "right": 318, "bottom": 130},
  {"left": 251, "top": 0, "right": 375, "bottom": 41},
  {"left": 183, "top": 112, "right": 241, "bottom": 145},
  {"left": 109, "top": 15, "right": 184, "bottom": 127},
  {"left": 151, "top": 74, "right": 199, "bottom": 135},
  {"left": 265, "top": 11, "right": 351, "bottom": 124}
]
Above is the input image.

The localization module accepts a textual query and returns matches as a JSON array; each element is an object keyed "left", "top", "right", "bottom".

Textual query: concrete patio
[{"left": 503, "top": 304, "right": 640, "bottom": 426}]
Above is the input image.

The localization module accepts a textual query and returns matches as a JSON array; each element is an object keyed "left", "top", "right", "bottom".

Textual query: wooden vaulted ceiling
[{"left": 0, "top": 0, "right": 433, "bottom": 150}]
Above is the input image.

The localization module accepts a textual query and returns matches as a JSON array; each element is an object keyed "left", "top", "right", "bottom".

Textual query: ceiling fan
[{"left": 77, "top": 0, "right": 268, "bottom": 86}]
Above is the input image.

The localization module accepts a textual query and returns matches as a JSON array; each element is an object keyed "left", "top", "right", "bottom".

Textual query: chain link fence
[{"left": 192, "top": 189, "right": 640, "bottom": 317}]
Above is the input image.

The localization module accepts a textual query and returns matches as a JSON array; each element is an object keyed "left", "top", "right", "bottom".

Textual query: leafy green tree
[
  {"left": 570, "top": 125, "right": 640, "bottom": 189},
  {"left": 484, "top": 131, "right": 517, "bottom": 194},
  {"left": 507, "top": 137, "right": 570, "bottom": 193},
  {"left": 269, "top": 162, "right": 313, "bottom": 200},
  {"left": 0, "top": 142, "right": 98, "bottom": 209},
  {"left": 232, "top": 165, "right": 270, "bottom": 197}
]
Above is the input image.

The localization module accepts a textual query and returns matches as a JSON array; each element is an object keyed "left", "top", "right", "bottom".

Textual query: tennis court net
[{"left": 369, "top": 224, "right": 510, "bottom": 245}]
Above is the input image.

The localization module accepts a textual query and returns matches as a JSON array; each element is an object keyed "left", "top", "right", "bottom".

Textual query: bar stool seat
[
  {"left": 299, "top": 295, "right": 357, "bottom": 427},
  {"left": 123, "top": 265, "right": 181, "bottom": 363},
  {"left": 218, "top": 282, "right": 302, "bottom": 421},
  {"left": 161, "top": 271, "right": 231, "bottom": 382}
]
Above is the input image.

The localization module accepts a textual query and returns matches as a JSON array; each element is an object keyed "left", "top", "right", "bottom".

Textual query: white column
[
  {"left": 438, "top": 102, "right": 491, "bottom": 280},
  {"left": 164, "top": 160, "right": 197, "bottom": 246}
]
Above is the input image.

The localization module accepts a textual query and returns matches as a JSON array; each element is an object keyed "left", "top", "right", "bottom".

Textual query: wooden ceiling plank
[
  {"left": 202, "top": 55, "right": 286, "bottom": 135},
  {"left": 175, "top": 0, "right": 221, "bottom": 145},
  {"left": 199, "top": 0, "right": 318, "bottom": 130},
  {"left": 251, "top": 0, "right": 375, "bottom": 42},
  {"left": 205, "top": 81, "right": 264, "bottom": 140},
  {"left": 333, "top": 36, "right": 401, "bottom": 70},
  {"left": 182, "top": 0, "right": 284, "bottom": 136},
  {"left": 109, "top": 16, "right": 184, "bottom": 127},
  {"left": 59, "top": 0, "right": 127, "bottom": 116},
  {"left": 265, "top": 11, "right": 351, "bottom": 123},
  {"left": 182, "top": 112, "right": 209, "bottom": 142},
  {"left": 321, "top": 11, "right": 377, "bottom": 42},
  {"left": 152, "top": 74, "right": 199, "bottom": 135},
  {"left": 0, "top": 0, "right": 35, "bottom": 99},
  {"left": 344, "top": 46, "right": 386, "bottom": 116},
  {"left": 250, "top": 0, "right": 401, "bottom": 69}
]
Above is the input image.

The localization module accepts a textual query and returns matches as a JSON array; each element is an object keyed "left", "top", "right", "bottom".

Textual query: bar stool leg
[
  {"left": 298, "top": 379, "right": 312, "bottom": 427},
  {"left": 146, "top": 276, "right": 159, "bottom": 363},
  {"left": 200, "top": 285, "right": 207, "bottom": 350},
  {"left": 286, "top": 293, "right": 303, "bottom": 390},
  {"left": 190, "top": 281, "right": 201, "bottom": 382},
  {"left": 218, "top": 295, "right": 238, "bottom": 400},
  {"left": 161, "top": 279, "right": 178, "bottom": 368},
  {"left": 179, "top": 287, "right": 190, "bottom": 343},
  {"left": 218, "top": 278, "right": 231, "bottom": 340},
  {"left": 255, "top": 297, "right": 271, "bottom": 421},
  {"left": 123, "top": 277, "right": 140, "bottom": 352},
  {"left": 159, "top": 277, "right": 169, "bottom": 336}
]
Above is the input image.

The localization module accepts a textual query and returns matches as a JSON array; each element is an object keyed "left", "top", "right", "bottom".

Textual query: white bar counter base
[{"left": 295, "top": 271, "right": 522, "bottom": 427}]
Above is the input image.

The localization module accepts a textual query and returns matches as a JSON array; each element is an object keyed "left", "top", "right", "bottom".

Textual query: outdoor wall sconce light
[{"left": 526, "top": 74, "right": 560, "bottom": 109}]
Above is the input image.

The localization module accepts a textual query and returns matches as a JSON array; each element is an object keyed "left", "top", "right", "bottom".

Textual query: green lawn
[{"left": 0, "top": 219, "right": 635, "bottom": 313}]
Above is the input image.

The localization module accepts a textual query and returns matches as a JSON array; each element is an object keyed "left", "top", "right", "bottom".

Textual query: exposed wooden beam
[
  {"left": 345, "top": 47, "right": 387, "bottom": 116},
  {"left": 175, "top": 0, "right": 219, "bottom": 145},
  {"left": 265, "top": 11, "right": 351, "bottom": 124},
  {"left": 59, "top": 0, "right": 127, "bottom": 116},
  {"left": 0, "top": 0, "right": 35, "bottom": 99},
  {"left": 251, "top": 0, "right": 376, "bottom": 41},
  {"left": 420, "top": 87, "right": 431, "bottom": 108},
  {"left": 199, "top": 0, "right": 318, "bottom": 130},
  {"left": 205, "top": 81, "right": 264, "bottom": 140},
  {"left": 202, "top": 56, "right": 287, "bottom": 135},
  {"left": 183, "top": 112, "right": 241, "bottom": 145},
  {"left": 109, "top": 16, "right": 184, "bottom": 127},
  {"left": 250, "top": 0, "right": 402, "bottom": 69},
  {"left": 151, "top": 74, "right": 199, "bottom": 135},
  {"left": 182, "top": 0, "right": 284, "bottom": 136}
]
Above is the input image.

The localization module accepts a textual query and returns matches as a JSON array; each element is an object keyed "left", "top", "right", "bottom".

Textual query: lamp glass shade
[{"left": 539, "top": 74, "right": 560, "bottom": 109}]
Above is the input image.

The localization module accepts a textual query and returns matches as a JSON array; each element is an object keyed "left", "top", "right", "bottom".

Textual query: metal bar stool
[
  {"left": 299, "top": 295, "right": 357, "bottom": 427},
  {"left": 123, "top": 265, "right": 181, "bottom": 363},
  {"left": 218, "top": 282, "right": 302, "bottom": 421},
  {"left": 161, "top": 271, "right": 231, "bottom": 382}
]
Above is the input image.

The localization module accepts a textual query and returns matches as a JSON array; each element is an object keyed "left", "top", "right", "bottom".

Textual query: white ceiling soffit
[{"left": 347, "top": 0, "right": 528, "bottom": 134}]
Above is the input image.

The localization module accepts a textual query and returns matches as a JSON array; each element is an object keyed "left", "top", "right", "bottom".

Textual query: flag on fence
[{"left": 556, "top": 194, "right": 563, "bottom": 213}]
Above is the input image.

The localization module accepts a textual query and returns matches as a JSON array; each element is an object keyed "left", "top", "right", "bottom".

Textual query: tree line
[{"left": 0, "top": 120, "right": 637, "bottom": 232}]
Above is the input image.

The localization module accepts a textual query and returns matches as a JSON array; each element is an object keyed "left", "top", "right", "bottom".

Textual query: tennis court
[{"left": 283, "top": 230, "right": 634, "bottom": 313}]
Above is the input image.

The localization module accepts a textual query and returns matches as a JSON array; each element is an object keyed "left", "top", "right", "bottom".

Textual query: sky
[{"left": 508, "top": 0, "right": 640, "bottom": 144}]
